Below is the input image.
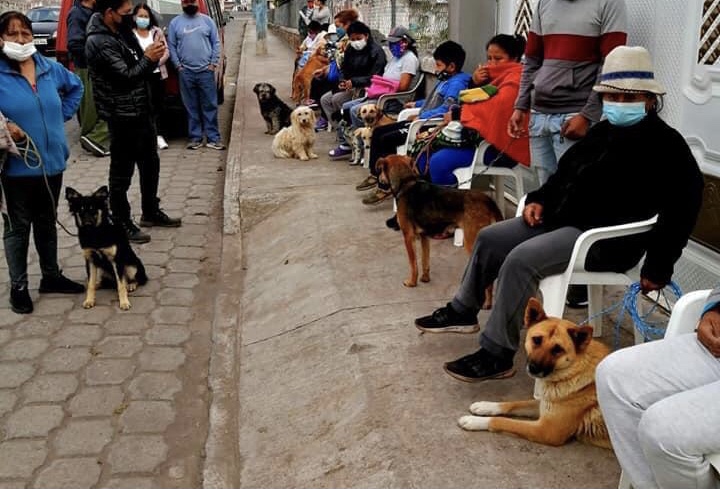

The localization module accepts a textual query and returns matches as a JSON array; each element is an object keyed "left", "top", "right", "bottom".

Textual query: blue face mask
[
  {"left": 389, "top": 42, "right": 405, "bottom": 58},
  {"left": 335, "top": 26, "right": 345, "bottom": 38},
  {"left": 135, "top": 17, "right": 150, "bottom": 29},
  {"left": 602, "top": 101, "right": 647, "bottom": 127}
]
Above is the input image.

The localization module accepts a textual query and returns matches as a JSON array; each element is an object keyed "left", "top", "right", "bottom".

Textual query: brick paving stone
[
  {"left": 68, "top": 386, "right": 124, "bottom": 417},
  {"left": 130, "top": 279, "right": 162, "bottom": 298},
  {"left": 151, "top": 306, "right": 192, "bottom": 324},
  {"left": 12, "top": 318, "right": 61, "bottom": 338},
  {"left": 180, "top": 214, "right": 211, "bottom": 225},
  {"left": 31, "top": 298, "right": 76, "bottom": 316},
  {"left": 172, "top": 224, "right": 206, "bottom": 237},
  {"left": 0, "top": 310, "right": 23, "bottom": 327},
  {"left": 140, "top": 239, "right": 173, "bottom": 253},
  {"left": 119, "top": 401, "right": 175, "bottom": 433},
  {"left": 144, "top": 325, "right": 190, "bottom": 346},
  {"left": 161, "top": 273, "right": 199, "bottom": 289},
  {"left": 103, "top": 316, "right": 151, "bottom": 335},
  {"left": 0, "top": 363, "right": 35, "bottom": 388},
  {"left": 32, "top": 458, "right": 102, "bottom": 489},
  {"left": 173, "top": 234, "right": 206, "bottom": 247},
  {"left": 0, "top": 440, "right": 47, "bottom": 478},
  {"left": 156, "top": 288, "right": 195, "bottom": 307},
  {"left": 102, "top": 477, "right": 156, "bottom": 489},
  {"left": 0, "top": 338, "right": 50, "bottom": 361},
  {"left": 144, "top": 265, "right": 168, "bottom": 279},
  {"left": 54, "top": 419, "right": 113, "bottom": 456},
  {"left": 167, "top": 259, "right": 202, "bottom": 274},
  {"left": 138, "top": 347, "right": 186, "bottom": 371},
  {"left": 170, "top": 246, "right": 206, "bottom": 260},
  {"left": 85, "top": 359, "right": 135, "bottom": 385},
  {"left": 107, "top": 435, "right": 167, "bottom": 474},
  {"left": 52, "top": 325, "right": 103, "bottom": 346},
  {"left": 0, "top": 390, "right": 17, "bottom": 417},
  {"left": 5, "top": 405, "right": 64, "bottom": 438},
  {"left": 139, "top": 252, "right": 171, "bottom": 266},
  {"left": 41, "top": 348, "right": 91, "bottom": 373},
  {"left": 116, "top": 296, "right": 156, "bottom": 315},
  {"left": 22, "top": 374, "right": 78, "bottom": 403},
  {"left": 0, "top": 481, "right": 27, "bottom": 489},
  {"left": 128, "top": 372, "right": 182, "bottom": 400},
  {"left": 67, "top": 306, "right": 114, "bottom": 324},
  {"left": 0, "top": 329, "right": 11, "bottom": 345},
  {"left": 95, "top": 337, "right": 143, "bottom": 358}
]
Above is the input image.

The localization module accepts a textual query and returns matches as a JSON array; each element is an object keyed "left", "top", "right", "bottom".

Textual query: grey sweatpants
[
  {"left": 320, "top": 89, "right": 353, "bottom": 127},
  {"left": 596, "top": 335, "right": 720, "bottom": 489},
  {"left": 450, "top": 217, "right": 582, "bottom": 355}
]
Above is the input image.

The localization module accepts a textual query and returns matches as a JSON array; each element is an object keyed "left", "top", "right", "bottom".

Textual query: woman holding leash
[{"left": 0, "top": 11, "right": 85, "bottom": 314}]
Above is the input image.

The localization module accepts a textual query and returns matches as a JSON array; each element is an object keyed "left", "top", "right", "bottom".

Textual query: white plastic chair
[
  {"left": 451, "top": 141, "right": 526, "bottom": 247},
  {"left": 515, "top": 196, "right": 658, "bottom": 337},
  {"left": 617, "top": 288, "right": 720, "bottom": 489}
]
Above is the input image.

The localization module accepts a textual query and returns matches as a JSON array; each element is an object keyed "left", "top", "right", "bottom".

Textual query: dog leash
[{"left": 454, "top": 136, "right": 525, "bottom": 188}]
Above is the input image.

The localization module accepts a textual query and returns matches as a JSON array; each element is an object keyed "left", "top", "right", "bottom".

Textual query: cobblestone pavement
[{"left": 0, "top": 20, "right": 244, "bottom": 489}]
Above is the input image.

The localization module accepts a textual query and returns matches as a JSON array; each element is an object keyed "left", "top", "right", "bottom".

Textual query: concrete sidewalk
[{"left": 220, "top": 23, "right": 623, "bottom": 488}]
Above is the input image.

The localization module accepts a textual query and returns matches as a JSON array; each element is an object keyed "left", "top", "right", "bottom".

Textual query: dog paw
[
  {"left": 403, "top": 279, "right": 417, "bottom": 287},
  {"left": 420, "top": 273, "right": 430, "bottom": 283},
  {"left": 309, "top": 153, "right": 319, "bottom": 159},
  {"left": 82, "top": 299, "right": 95, "bottom": 309},
  {"left": 299, "top": 156, "right": 309, "bottom": 161},
  {"left": 119, "top": 301, "right": 132, "bottom": 311},
  {"left": 458, "top": 415, "right": 490, "bottom": 431},
  {"left": 127, "top": 283, "right": 137, "bottom": 292},
  {"left": 469, "top": 401, "right": 502, "bottom": 416}
]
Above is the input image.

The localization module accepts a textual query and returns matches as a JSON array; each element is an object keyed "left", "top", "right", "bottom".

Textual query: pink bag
[{"left": 366, "top": 75, "right": 400, "bottom": 99}]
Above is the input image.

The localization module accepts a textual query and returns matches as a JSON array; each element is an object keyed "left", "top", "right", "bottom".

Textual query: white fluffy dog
[{"left": 272, "top": 106, "right": 318, "bottom": 161}]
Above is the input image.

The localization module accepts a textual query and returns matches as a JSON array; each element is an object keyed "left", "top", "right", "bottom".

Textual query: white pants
[{"left": 596, "top": 334, "right": 720, "bottom": 489}]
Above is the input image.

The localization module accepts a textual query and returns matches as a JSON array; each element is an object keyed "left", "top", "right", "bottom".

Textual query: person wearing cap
[
  {"left": 597, "top": 284, "right": 720, "bottom": 489},
  {"left": 413, "top": 46, "right": 704, "bottom": 385},
  {"left": 328, "top": 25, "right": 419, "bottom": 162}
]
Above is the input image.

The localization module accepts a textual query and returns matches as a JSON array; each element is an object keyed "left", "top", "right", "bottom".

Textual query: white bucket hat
[{"left": 593, "top": 46, "right": 666, "bottom": 95}]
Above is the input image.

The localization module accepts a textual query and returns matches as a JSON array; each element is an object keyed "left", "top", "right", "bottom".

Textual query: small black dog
[
  {"left": 253, "top": 82, "right": 292, "bottom": 135},
  {"left": 66, "top": 186, "right": 147, "bottom": 310}
]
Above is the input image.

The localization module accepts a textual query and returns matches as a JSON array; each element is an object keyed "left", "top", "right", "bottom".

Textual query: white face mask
[
  {"left": 2, "top": 41, "right": 36, "bottom": 62},
  {"left": 350, "top": 39, "right": 367, "bottom": 51}
]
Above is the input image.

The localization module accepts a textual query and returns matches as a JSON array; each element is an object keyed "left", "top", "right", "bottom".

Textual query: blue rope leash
[{"left": 578, "top": 281, "right": 683, "bottom": 348}]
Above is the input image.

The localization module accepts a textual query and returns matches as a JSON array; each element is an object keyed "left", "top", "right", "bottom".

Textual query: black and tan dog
[
  {"left": 376, "top": 154, "right": 502, "bottom": 294},
  {"left": 458, "top": 298, "right": 611, "bottom": 448},
  {"left": 66, "top": 186, "right": 147, "bottom": 310},
  {"left": 253, "top": 82, "right": 292, "bottom": 135}
]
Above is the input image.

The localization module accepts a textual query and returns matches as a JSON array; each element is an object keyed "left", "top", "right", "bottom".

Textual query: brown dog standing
[
  {"left": 458, "top": 298, "right": 611, "bottom": 448},
  {"left": 376, "top": 155, "right": 502, "bottom": 297}
]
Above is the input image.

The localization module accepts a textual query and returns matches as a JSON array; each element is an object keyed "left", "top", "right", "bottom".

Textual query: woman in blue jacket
[
  {"left": 358, "top": 40, "right": 471, "bottom": 205},
  {"left": 0, "top": 11, "right": 85, "bottom": 314}
]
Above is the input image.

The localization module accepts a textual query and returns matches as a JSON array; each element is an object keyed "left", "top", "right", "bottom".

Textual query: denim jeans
[
  {"left": 528, "top": 111, "right": 579, "bottom": 185},
  {"left": 1, "top": 174, "right": 62, "bottom": 288},
  {"left": 178, "top": 69, "right": 220, "bottom": 143}
]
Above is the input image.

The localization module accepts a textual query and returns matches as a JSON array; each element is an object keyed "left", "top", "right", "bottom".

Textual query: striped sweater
[{"left": 515, "top": 0, "right": 627, "bottom": 122}]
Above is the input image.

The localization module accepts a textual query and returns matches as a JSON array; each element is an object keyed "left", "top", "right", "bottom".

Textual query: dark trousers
[
  {"left": 367, "top": 121, "right": 412, "bottom": 191},
  {"left": 1, "top": 174, "right": 62, "bottom": 287},
  {"left": 149, "top": 73, "right": 166, "bottom": 138},
  {"left": 107, "top": 116, "right": 160, "bottom": 222},
  {"left": 309, "top": 77, "right": 336, "bottom": 118}
]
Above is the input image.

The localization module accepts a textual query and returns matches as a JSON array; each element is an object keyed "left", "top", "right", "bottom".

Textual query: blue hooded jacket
[
  {"left": 415, "top": 71, "right": 472, "bottom": 119},
  {"left": 0, "top": 54, "right": 83, "bottom": 177}
]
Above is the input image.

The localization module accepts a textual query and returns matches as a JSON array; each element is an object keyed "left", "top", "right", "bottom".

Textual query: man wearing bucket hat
[{"left": 414, "top": 46, "right": 704, "bottom": 387}]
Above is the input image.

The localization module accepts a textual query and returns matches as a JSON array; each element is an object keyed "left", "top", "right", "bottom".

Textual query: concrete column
[
  {"left": 253, "top": 0, "right": 268, "bottom": 55},
  {"left": 448, "top": 0, "right": 497, "bottom": 73}
]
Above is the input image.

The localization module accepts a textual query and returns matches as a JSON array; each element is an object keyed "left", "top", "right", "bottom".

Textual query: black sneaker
[
  {"left": 444, "top": 348, "right": 516, "bottom": 383},
  {"left": 415, "top": 303, "right": 480, "bottom": 334},
  {"left": 566, "top": 284, "right": 589, "bottom": 308},
  {"left": 39, "top": 274, "right": 85, "bottom": 294},
  {"left": 385, "top": 214, "right": 400, "bottom": 231},
  {"left": 140, "top": 210, "right": 182, "bottom": 228},
  {"left": 123, "top": 221, "right": 151, "bottom": 244},
  {"left": 10, "top": 285, "right": 33, "bottom": 314}
]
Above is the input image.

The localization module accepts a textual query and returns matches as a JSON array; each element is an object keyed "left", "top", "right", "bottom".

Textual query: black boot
[{"left": 10, "top": 285, "right": 33, "bottom": 314}]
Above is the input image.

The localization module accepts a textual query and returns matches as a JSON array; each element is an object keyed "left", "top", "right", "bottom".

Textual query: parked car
[
  {"left": 27, "top": 6, "right": 60, "bottom": 57},
  {"left": 55, "top": 0, "right": 227, "bottom": 136}
]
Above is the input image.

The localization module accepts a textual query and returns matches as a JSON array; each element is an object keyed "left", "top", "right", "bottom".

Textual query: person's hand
[
  {"left": 522, "top": 203, "right": 543, "bottom": 227},
  {"left": 208, "top": 63, "right": 217, "bottom": 72},
  {"left": 698, "top": 309, "right": 720, "bottom": 357},
  {"left": 508, "top": 109, "right": 528, "bottom": 138},
  {"left": 561, "top": 114, "right": 590, "bottom": 140},
  {"left": 472, "top": 64, "right": 489, "bottom": 86},
  {"left": 639, "top": 277, "right": 665, "bottom": 293},
  {"left": 7, "top": 122, "right": 25, "bottom": 142},
  {"left": 144, "top": 41, "right": 165, "bottom": 62},
  {"left": 339, "top": 79, "right": 352, "bottom": 90},
  {"left": 442, "top": 112, "right": 452, "bottom": 124},
  {"left": 404, "top": 101, "right": 416, "bottom": 109}
]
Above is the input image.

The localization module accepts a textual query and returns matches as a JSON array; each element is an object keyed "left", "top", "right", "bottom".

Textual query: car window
[{"left": 28, "top": 8, "right": 60, "bottom": 22}]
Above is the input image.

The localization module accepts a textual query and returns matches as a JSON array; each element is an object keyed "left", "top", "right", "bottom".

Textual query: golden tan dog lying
[
  {"left": 376, "top": 155, "right": 502, "bottom": 292},
  {"left": 458, "top": 298, "right": 611, "bottom": 448}
]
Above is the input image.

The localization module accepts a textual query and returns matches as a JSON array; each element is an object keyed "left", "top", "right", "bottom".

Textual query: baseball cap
[{"left": 386, "top": 26, "right": 414, "bottom": 43}]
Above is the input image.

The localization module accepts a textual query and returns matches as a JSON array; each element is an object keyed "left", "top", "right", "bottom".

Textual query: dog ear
[
  {"left": 268, "top": 84, "right": 276, "bottom": 95},
  {"left": 93, "top": 186, "right": 109, "bottom": 200},
  {"left": 374, "top": 157, "right": 387, "bottom": 177},
  {"left": 65, "top": 186, "right": 81, "bottom": 202},
  {"left": 567, "top": 326, "right": 593, "bottom": 352},
  {"left": 524, "top": 297, "right": 547, "bottom": 328},
  {"left": 253, "top": 83, "right": 261, "bottom": 94}
]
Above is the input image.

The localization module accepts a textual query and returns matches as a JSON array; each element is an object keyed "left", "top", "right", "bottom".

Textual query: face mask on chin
[
  {"left": 182, "top": 5, "right": 198, "bottom": 15},
  {"left": 602, "top": 101, "right": 647, "bottom": 127},
  {"left": 2, "top": 41, "right": 36, "bottom": 62}
]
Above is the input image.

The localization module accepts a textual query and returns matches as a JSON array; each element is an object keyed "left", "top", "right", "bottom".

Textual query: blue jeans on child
[
  {"left": 178, "top": 69, "right": 220, "bottom": 144},
  {"left": 528, "top": 111, "right": 579, "bottom": 185}
]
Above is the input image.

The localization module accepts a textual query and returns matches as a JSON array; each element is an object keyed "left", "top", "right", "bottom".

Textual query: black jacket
[
  {"left": 341, "top": 39, "right": 386, "bottom": 89},
  {"left": 526, "top": 112, "right": 704, "bottom": 284},
  {"left": 66, "top": 3, "right": 93, "bottom": 68},
  {"left": 85, "top": 13, "right": 157, "bottom": 119}
]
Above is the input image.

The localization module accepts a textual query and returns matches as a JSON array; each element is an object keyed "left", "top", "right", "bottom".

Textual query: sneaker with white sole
[
  {"left": 206, "top": 141, "right": 226, "bottom": 150},
  {"left": 186, "top": 140, "right": 203, "bottom": 150},
  {"left": 157, "top": 135, "right": 169, "bottom": 150}
]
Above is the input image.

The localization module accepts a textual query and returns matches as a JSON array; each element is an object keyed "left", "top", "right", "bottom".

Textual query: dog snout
[{"left": 526, "top": 360, "right": 554, "bottom": 378}]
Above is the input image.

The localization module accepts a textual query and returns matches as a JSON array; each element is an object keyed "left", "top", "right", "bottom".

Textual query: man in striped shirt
[{"left": 508, "top": 0, "right": 628, "bottom": 185}]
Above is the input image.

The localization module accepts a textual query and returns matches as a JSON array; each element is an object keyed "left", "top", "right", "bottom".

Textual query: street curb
[{"left": 203, "top": 19, "right": 248, "bottom": 489}]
